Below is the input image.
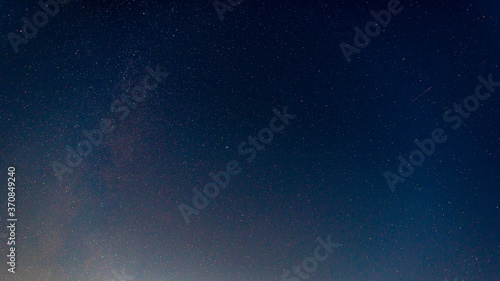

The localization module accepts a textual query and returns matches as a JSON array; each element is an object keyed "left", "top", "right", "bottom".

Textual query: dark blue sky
[{"left": 0, "top": 0, "right": 499, "bottom": 280}]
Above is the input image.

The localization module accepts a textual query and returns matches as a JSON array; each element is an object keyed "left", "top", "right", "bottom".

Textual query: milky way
[{"left": 0, "top": 1, "right": 499, "bottom": 280}]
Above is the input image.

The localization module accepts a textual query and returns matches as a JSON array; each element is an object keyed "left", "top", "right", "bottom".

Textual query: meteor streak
[{"left": 412, "top": 86, "right": 432, "bottom": 103}]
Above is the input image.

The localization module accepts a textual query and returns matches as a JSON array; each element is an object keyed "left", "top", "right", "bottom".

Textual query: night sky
[{"left": 0, "top": 0, "right": 499, "bottom": 280}]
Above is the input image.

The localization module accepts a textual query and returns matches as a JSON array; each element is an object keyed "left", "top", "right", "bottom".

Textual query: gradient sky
[{"left": 0, "top": 0, "right": 499, "bottom": 280}]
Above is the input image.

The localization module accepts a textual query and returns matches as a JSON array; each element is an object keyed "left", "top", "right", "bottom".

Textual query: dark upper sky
[{"left": 0, "top": 0, "right": 499, "bottom": 280}]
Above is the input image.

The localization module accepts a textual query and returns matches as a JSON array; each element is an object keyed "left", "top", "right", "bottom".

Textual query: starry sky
[{"left": 0, "top": 0, "right": 499, "bottom": 280}]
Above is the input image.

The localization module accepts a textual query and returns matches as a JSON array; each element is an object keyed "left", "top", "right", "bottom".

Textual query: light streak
[{"left": 412, "top": 86, "right": 432, "bottom": 103}]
